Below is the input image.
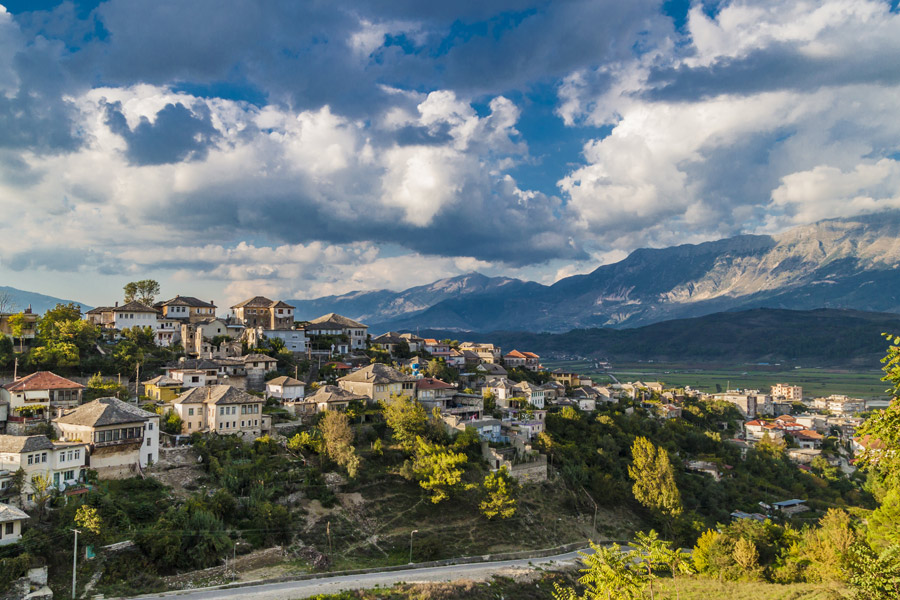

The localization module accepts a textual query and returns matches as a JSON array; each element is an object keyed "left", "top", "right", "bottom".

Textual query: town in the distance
[{"left": 0, "top": 281, "right": 894, "bottom": 599}]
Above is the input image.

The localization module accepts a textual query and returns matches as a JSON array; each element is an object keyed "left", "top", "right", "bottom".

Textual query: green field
[{"left": 543, "top": 359, "right": 891, "bottom": 402}]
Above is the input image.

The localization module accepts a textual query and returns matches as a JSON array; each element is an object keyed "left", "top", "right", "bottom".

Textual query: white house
[
  {"left": 0, "top": 503, "right": 28, "bottom": 545},
  {"left": 112, "top": 301, "right": 159, "bottom": 333},
  {"left": 0, "top": 435, "right": 88, "bottom": 501},
  {"left": 54, "top": 398, "right": 159, "bottom": 479},
  {"left": 266, "top": 376, "right": 305, "bottom": 402}
]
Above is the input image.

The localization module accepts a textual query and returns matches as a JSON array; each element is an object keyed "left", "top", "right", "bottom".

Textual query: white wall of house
[
  {"left": 266, "top": 383, "right": 305, "bottom": 402},
  {"left": 264, "top": 329, "right": 308, "bottom": 353},
  {"left": 113, "top": 311, "right": 159, "bottom": 331},
  {"left": 0, "top": 515, "right": 25, "bottom": 545}
]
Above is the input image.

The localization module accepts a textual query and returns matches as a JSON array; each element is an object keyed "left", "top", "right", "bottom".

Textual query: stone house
[
  {"left": 265, "top": 376, "right": 305, "bottom": 402},
  {"left": 306, "top": 313, "right": 368, "bottom": 351},
  {"left": 231, "top": 296, "right": 295, "bottom": 330},
  {"left": 288, "top": 385, "right": 366, "bottom": 416},
  {"left": 415, "top": 377, "right": 456, "bottom": 411},
  {"left": 54, "top": 398, "right": 159, "bottom": 479},
  {"left": 1, "top": 371, "right": 84, "bottom": 431},
  {"left": 142, "top": 376, "right": 184, "bottom": 403},
  {"left": 111, "top": 301, "right": 159, "bottom": 332},
  {"left": 172, "top": 385, "right": 267, "bottom": 437},
  {"left": 154, "top": 296, "right": 217, "bottom": 323},
  {"left": 337, "top": 363, "right": 416, "bottom": 403},
  {"left": 0, "top": 435, "right": 88, "bottom": 501}
]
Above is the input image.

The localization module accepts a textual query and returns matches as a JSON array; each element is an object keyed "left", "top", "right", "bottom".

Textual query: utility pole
[
  {"left": 582, "top": 487, "right": 598, "bottom": 539},
  {"left": 13, "top": 356, "right": 18, "bottom": 380},
  {"left": 408, "top": 529, "right": 418, "bottom": 564},
  {"left": 71, "top": 528, "right": 80, "bottom": 600}
]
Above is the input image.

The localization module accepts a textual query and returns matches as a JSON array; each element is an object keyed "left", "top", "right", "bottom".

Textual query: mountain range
[
  {"left": 289, "top": 212, "right": 900, "bottom": 333},
  {"left": 0, "top": 286, "right": 93, "bottom": 315}
]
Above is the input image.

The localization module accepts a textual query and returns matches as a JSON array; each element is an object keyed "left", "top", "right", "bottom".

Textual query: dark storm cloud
[
  {"left": 103, "top": 101, "right": 220, "bottom": 165},
  {"left": 646, "top": 44, "right": 900, "bottom": 102}
]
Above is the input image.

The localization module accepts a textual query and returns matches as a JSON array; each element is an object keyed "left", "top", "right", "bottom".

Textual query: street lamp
[{"left": 408, "top": 529, "right": 418, "bottom": 564}]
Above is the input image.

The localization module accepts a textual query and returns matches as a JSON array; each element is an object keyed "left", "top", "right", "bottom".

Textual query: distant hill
[
  {"left": 414, "top": 308, "right": 900, "bottom": 367},
  {"left": 292, "top": 212, "right": 900, "bottom": 333},
  {"left": 0, "top": 286, "right": 92, "bottom": 314}
]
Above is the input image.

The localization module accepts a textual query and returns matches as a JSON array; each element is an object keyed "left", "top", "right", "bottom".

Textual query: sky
[{"left": 2, "top": 0, "right": 900, "bottom": 308}]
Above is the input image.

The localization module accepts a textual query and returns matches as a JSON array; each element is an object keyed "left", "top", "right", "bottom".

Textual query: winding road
[{"left": 133, "top": 549, "right": 586, "bottom": 600}]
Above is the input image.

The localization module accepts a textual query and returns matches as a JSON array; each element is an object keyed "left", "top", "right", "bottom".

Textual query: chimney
[{"left": 115, "top": 301, "right": 119, "bottom": 307}]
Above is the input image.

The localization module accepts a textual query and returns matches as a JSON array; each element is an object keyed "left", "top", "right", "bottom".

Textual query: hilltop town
[{"left": 0, "top": 284, "right": 890, "bottom": 598}]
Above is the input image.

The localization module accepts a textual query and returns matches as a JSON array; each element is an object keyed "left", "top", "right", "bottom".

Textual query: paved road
[{"left": 135, "top": 549, "right": 586, "bottom": 600}]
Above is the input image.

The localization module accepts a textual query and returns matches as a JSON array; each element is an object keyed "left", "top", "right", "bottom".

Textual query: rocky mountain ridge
[{"left": 296, "top": 211, "right": 900, "bottom": 332}]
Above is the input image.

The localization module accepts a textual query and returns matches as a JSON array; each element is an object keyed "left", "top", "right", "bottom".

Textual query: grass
[
  {"left": 657, "top": 578, "right": 849, "bottom": 600},
  {"left": 291, "top": 573, "right": 849, "bottom": 600},
  {"left": 300, "top": 446, "right": 639, "bottom": 573},
  {"left": 544, "top": 359, "right": 890, "bottom": 401}
]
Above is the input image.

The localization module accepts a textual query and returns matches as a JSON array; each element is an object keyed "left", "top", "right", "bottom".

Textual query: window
[
  {"left": 148, "top": 423, "right": 153, "bottom": 431},
  {"left": 188, "top": 422, "right": 191, "bottom": 430},
  {"left": 219, "top": 407, "right": 225, "bottom": 416},
  {"left": 4, "top": 523, "right": 12, "bottom": 535},
  {"left": 68, "top": 451, "right": 73, "bottom": 461},
  {"left": 64, "top": 470, "right": 74, "bottom": 480},
  {"left": 241, "top": 421, "right": 245, "bottom": 427},
  {"left": 188, "top": 408, "right": 194, "bottom": 416},
  {"left": 74, "top": 450, "right": 80, "bottom": 460},
  {"left": 146, "top": 437, "right": 151, "bottom": 446},
  {"left": 41, "top": 452, "right": 47, "bottom": 463},
  {"left": 27, "top": 455, "right": 33, "bottom": 465}
]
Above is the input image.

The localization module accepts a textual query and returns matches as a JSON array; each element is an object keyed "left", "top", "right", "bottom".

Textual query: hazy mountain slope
[
  {"left": 416, "top": 308, "right": 900, "bottom": 366},
  {"left": 0, "top": 286, "right": 93, "bottom": 314},
  {"left": 295, "top": 211, "right": 900, "bottom": 333},
  {"left": 289, "top": 273, "right": 532, "bottom": 322}
]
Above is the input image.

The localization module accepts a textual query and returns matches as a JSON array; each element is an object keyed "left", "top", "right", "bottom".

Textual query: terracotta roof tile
[{"left": 3, "top": 371, "right": 84, "bottom": 392}]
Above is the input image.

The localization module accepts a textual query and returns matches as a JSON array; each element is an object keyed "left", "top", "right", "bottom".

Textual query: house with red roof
[{"left": 1, "top": 372, "right": 84, "bottom": 430}]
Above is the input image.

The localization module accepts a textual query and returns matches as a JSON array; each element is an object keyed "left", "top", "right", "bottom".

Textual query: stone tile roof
[
  {"left": 229, "top": 299, "right": 294, "bottom": 310},
  {"left": 0, "top": 502, "right": 29, "bottom": 523},
  {"left": 112, "top": 301, "right": 158, "bottom": 313},
  {"left": 304, "top": 385, "right": 367, "bottom": 404},
  {"left": 173, "top": 385, "right": 262, "bottom": 406},
  {"left": 55, "top": 397, "right": 156, "bottom": 427},
  {"left": 308, "top": 313, "right": 367, "bottom": 329},
  {"left": 267, "top": 376, "right": 305, "bottom": 387},
  {"left": 338, "top": 363, "right": 415, "bottom": 384},
  {"left": 3, "top": 371, "right": 84, "bottom": 392},
  {"left": 142, "top": 375, "right": 182, "bottom": 387},
  {"left": 0, "top": 434, "right": 54, "bottom": 453},
  {"left": 158, "top": 296, "right": 216, "bottom": 308}
]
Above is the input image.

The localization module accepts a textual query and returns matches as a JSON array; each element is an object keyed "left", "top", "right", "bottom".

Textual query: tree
[
  {"left": 785, "top": 508, "right": 857, "bottom": 583},
  {"left": 162, "top": 411, "right": 184, "bottom": 435},
  {"left": 75, "top": 504, "right": 103, "bottom": 545},
  {"left": 121, "top": 325, "right": 156, "bottom": 349},
  {"left": 732, "top": 537, "right": 761, "bottom": 578},
  {"left": 630, "top": 530, "right": 671, "bottom": 600},
  {"left": 123, "top": 280, "right": 161, "bottom": 305},
  {"left": 84, "top": 373, "right": 129, "bottom": 401},
  {"left": 0, "top": 334, "right": 12, "bottom": 368},
  {"left": 30, "top": 473, "right": 53, "bottom": 520},
  {"left": 28, "top": 341, "right": 80, "bottom": 369},
  {"left": 553, "top": 541, "right": 643, "bottom": 600},
  {"left": 868, "top": 487, "right": 900, "bottom": 551},
  {"left": 7, "top": 311, "right": 26, "bottom": 352},
  {"left": 381, "top": 395, "right": 427, "bottom": 452},
  {"left": 0, "top": 291, "right": 15, "bottom": 314},
  {"left": 848, "top": 543, "right": 900, "bottom": 600},
  {"left": 480, "top": 467, "right": 517, "bottom": 519},
  {"left": 320, "top": 411, "right": 360, "bottom": 478},
  {"left": 628, "top": 436, "right": 682, "bottom": 519},
  {"left": 411, "top": 436, "right": 468, "bottom": 503}
]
